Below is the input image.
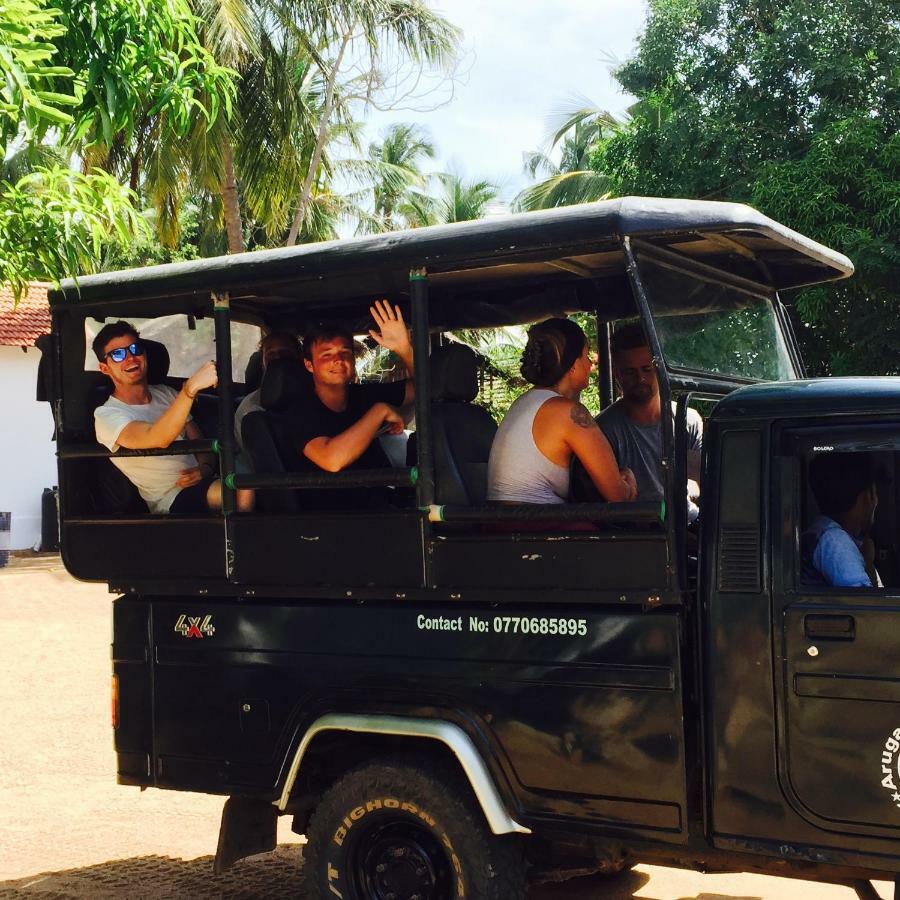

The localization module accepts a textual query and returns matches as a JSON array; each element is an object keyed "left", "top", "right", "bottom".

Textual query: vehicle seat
[
  {"left": 240, "top": 358, "right": 312, "bottom": 512},
  {"left": 407, "top": 343, "right": 497, "bottom": 505},
  {"left": 243, "top": 350, "right": 262, "bottom": 394},
  {"left": 88, "top": 339, "right": 171, "bottom": 514}
]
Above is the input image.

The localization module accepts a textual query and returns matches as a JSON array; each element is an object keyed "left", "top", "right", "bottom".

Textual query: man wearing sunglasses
[{"left": 93, "top": 320, "right": 253, "bottom": 514}]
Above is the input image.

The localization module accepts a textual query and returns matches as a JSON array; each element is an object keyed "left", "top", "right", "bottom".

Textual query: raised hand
[
  {"left": 185, "top": 360, "right": 218, "bottom": 397},
  {"left": 369, "top": 299, "right": 410, "bottom": 355}
]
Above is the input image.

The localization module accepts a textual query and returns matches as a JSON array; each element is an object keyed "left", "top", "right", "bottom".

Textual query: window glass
[
  {"left": 445, "top": 323, "right": 603, "bottom": 421},
  {"left": 796, "top": 440, "right": 899, "bottom": 591},
  {"left": 636, "top": 254, "right": 796, "bottom": 382},
  {"left": 455, "top": 326, "right": 528, "bottom": 421},
  {"left": 85, "top": 315, "right": 261, "bottom": 380}
]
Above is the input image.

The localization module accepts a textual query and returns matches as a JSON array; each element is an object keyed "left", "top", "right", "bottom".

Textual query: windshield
[{"left": 635, "top": 253, "right": 796, "bottom": 382}]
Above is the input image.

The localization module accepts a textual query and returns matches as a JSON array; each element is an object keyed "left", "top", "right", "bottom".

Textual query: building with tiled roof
[
  {"left": 0, "top": 283, "right": 50, "bottom": 347},
  {"left": 0, "top": 282, "right": 57, "bottom": 553}
]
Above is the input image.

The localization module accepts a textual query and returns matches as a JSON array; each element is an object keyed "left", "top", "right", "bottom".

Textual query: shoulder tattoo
[{"left": 570, "top": 403, "right": 594, "bottom": 428}]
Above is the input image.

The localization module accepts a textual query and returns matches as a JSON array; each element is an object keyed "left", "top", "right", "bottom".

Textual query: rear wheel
[{"left": 304, "top": 760, "right": 525, "bottom": 900}]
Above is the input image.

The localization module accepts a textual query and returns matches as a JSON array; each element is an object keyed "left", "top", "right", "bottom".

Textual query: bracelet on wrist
[{"left": 183, "top": 385, "right": 197, "bottom": 401}]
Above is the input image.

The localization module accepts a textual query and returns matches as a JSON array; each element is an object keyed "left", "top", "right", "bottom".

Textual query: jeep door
[{"left": 775, "top": 423, "right": 900, "bottom": 837}]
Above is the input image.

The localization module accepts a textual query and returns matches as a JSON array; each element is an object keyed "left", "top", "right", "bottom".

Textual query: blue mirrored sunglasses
[{"left": 104, "top": 341, "right": 145, "bottom": 363}]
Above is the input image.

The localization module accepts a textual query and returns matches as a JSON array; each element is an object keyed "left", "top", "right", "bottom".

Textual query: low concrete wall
[{"left": 0, "top": 346, "right": 57, "bottom": 550}]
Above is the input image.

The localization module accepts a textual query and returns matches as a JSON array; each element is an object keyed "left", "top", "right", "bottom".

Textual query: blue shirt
[{"left": 801, "top": 515, "right": 875, "bottom": 588}]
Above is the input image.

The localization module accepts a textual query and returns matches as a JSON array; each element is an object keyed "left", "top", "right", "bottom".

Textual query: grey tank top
[{"left": 487, "top": 388, "right": 570, "bottom": 504}]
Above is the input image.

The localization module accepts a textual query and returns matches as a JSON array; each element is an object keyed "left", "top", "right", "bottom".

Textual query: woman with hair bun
[{"left": 487, "top": 318, "right": 636, "bottom": 505}]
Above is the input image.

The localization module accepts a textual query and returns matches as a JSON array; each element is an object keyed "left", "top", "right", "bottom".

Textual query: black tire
[{"left": 304, "top": 760, "right": 525, "bottom": 900}]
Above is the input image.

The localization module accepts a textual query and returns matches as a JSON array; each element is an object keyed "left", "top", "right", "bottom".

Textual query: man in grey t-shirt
[{"left": 597, "top": 323, "right": 702, "bottom": 509}]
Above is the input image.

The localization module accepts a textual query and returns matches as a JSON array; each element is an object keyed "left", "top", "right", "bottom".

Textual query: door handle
[{"left": 804, "top": 614, "right": 855, "bottom": 640}]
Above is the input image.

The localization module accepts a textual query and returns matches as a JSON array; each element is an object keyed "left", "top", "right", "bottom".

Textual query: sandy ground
[{"left": 0, "top": 559, "right": 894, "bottom": 899}]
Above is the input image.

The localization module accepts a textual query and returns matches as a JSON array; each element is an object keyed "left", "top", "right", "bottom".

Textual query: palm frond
[
  {"left": 397, "top": 189, "right": 438, "bottom": 228},
  {"left": 433, "top": 172, "right": 498, "bottom": 223},
  {"left": 0, "top": 143, "right": 68, "bottom": 181},
  {"left": 544, "top": 94, "right": 621, "bottom": 148},
  {"left": 380, "top": 0, "right": 462, "bottom": 69},
  {"left": 522, "top": 149, "right": 558, "bottom": 179},
  {"left": 196, "top": 0, "right": 261, "bottom": 66},
  {"left": 514, "top": 170, "right": 613, "bottom": 212}
]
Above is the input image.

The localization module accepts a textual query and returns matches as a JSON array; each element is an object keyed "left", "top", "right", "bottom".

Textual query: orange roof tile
[{"left": 0, "top": 284, "right": 50, "bottom": 347}]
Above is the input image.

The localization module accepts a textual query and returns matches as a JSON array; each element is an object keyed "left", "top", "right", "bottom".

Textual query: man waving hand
[{"left": 292, "top": 301, "right": 414, "bottom": 484}]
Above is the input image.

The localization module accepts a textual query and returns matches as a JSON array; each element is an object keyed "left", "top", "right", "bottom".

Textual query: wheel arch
[{"left": 275, "top": 713, "right": 530, "bottom": 836}]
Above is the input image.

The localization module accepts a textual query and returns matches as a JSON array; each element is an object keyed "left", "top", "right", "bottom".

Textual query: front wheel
[{"left": 304, "top": 760, "right": 525, "bottom": 900}]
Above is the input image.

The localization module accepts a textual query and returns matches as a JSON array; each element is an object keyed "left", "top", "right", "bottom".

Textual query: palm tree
[
  {"left": 78, "top": 0, "right": 461, "bottom": 254},
  {"left": 402, "top": 172, "right": 498, "bottom": 226},
  {"left": 283, "top": 0, "right": 461, "bottom": 245},
  {"left": 367, "top": 123, "right": 435, "bottom": 231},
  {"left": 515, "top": 97, "right": 621, "bottom": 211}
]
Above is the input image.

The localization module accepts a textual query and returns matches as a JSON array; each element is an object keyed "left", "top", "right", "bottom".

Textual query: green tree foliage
[
  {"left": 752, "top": 117, "right": 900, "bottom": 374},
  {"left": 401, "top": 172, "right": 498, "bottom": 226},
  {"left": 59, "top": 0, "right": 233, "bottom": 152},
  {"left": 367, "top": 123, "right": 435, "bottom": 231},
  {"left": 0, "top": 0, "right": 234, "bottom": 297},
  {"left": 283, "top": 0, "right": 461, "bottom": 245},
  {"left": 592, "top": 0, "right": 900, "bottom": 375},
  {"left": 515, "top": 100, "right": 618, "bottom": 211}
]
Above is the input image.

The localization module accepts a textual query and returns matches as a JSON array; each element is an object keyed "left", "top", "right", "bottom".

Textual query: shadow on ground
[
  {"left": 0, "top": 846, "right": 303, "bottom": 899},
  {"left": 0, "top": 849, "right": 768, "bottom": 900}
]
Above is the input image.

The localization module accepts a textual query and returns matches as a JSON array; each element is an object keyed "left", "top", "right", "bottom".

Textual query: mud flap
[{"left": 214, "top": 796, "right": 278, "bottom": 874}]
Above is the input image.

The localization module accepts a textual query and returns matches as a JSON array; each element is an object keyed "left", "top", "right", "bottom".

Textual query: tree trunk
[
  {"left": 285, "top": 30, "right": 352, "bottom": 247},
  {"left": 221, "top": 141, "right": 245, "bottom": 254}
]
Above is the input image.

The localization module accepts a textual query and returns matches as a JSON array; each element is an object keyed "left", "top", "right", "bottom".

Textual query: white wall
[{"left": 0, "top": 346, "right": 58, "bottom": 550}]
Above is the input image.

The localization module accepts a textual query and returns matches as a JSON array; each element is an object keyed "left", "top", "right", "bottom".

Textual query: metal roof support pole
[
  {"left": 410, "top": 269, "right": 434, "bottom": 509},
  {"left": 212, "top": 292, "right": 236, "bottom": 578},
  {"left": 622, "top": 237, "right": 678, "bottom": 593},
  {"left": 410, "top": 268, "right": 434, "bottom": 587},
  {"left": 598, "top": 319, "right": 614, "bottom": 409}
]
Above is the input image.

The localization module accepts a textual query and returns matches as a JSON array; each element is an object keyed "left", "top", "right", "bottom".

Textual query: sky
[{"left": 358, "top": 0, "right": 649, "bottom": 206}]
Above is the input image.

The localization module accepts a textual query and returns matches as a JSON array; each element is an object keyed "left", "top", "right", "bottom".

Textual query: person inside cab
[
  {"left": 234, "top": 330, "right": 303, "bottom": 451},
  {"left": 487, "top": 318, "right": 637, "bottom": 504},
  {"left": 802, "top": 452, "right": 883, "bottom": 588},
  {"left": 93, "top": 321, "right": 254, "bottom": 514},
  {"left": 290, "top": 301, "right": 414, "bottom": 476},
  {"left": 597, "top": 323, "right": 702, "bottom": 516}
]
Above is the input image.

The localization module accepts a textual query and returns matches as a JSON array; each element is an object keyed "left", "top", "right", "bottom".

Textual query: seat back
[
  {"left": 244, "top": 350, "right": 263, "bottom": 392},
  {"left": 408, "top": 344, "right": 497, "bottom": 505},
  {"left": 240, "top": 359, "right": 314, "bottom": 512},
  {"left": 241, "top": 410, "right": 299, "bottom": 513}
]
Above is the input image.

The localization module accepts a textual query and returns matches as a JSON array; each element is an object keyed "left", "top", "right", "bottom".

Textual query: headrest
[
  {"left": 260, "top": 357, "right": 313, "bottom": 410},
  {"left": 144, "top": 339, "right": 169, "bottom": 384},
  {"left": 431, "top": 343, "right": 480, "bottom": 403},
  {"left": 244, "top": 350, "right": 262, "bottom": 391}
]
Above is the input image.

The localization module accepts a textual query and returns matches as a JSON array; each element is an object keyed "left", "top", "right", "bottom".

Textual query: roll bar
[
  {"left": 228, "top": 468, "right": 417, "bottom": 492},
  {"left": 427, "top": 501, "right": 664, "bottom": 525},
  {"left": 58, "top": 439, "right": 217, "bottom": 459}
]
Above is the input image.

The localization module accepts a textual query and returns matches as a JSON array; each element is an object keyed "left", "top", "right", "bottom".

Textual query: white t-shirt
[{"left": 94, "top": 385, "right": 198, "bottom": 514}]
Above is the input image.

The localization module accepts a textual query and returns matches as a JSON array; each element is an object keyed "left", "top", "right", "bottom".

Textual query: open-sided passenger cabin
[{"left": 40, "top": 197, "right": 852, "bottom": 602}]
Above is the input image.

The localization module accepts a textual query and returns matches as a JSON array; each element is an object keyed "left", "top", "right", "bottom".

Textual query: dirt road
[{"left": 0, "top": 561, "right": 892, "bottom": 899}]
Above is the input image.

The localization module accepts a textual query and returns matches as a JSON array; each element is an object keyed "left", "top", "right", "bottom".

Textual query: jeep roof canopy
[
  {"left": 46, "top": 197, "right": 854, "bottom": 597},
  {"left": 49, "top": 197, "right": 853, "bottom": 321}
]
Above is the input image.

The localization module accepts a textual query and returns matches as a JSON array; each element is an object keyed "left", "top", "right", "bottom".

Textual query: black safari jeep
[{"left": 38, "top": 198, "right": 900, "bottom": 899}]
